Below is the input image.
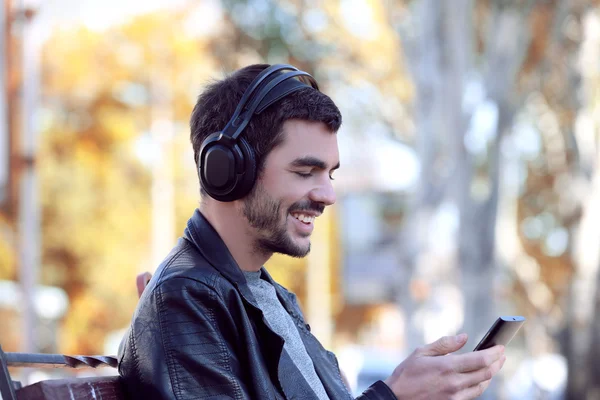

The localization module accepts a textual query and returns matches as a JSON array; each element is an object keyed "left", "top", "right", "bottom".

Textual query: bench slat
[{"left": 5, "top": 353, "right": 118, "bottom": 369}]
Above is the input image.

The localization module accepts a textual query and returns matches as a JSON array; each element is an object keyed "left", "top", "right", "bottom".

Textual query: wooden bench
[{"left": 0, "top": 272, "right": 153, "bottom": 400}]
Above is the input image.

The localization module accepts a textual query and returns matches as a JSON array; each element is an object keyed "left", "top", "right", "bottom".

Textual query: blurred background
[{"left": 1, "top": 0, "right": 600, "bottom": 398}]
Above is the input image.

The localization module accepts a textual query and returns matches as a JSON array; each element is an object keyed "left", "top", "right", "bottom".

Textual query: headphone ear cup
[
  {"left": 199, "top": 132, "right": 236, "bottom": 200},
  {"left": 199, "top": 133, "right": 256, "bottom": 202}
]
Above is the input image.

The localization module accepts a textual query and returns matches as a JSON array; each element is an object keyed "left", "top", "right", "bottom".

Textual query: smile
[{"left": 290, "top": 213, "right": 316, "bottom": 224}]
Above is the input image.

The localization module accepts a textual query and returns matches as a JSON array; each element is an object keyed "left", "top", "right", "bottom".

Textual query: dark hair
[{"left": 190, "top": 64, "right": 342, "bottom": 196}]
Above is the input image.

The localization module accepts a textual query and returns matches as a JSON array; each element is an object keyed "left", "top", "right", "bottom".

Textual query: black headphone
[{"left": 198, "top": 64, "right": 319, "bottom": 202}]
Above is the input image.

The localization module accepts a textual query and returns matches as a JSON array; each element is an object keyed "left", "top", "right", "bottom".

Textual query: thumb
[{"left": 419, "top": 334, "right": 468, "bottom": 357}]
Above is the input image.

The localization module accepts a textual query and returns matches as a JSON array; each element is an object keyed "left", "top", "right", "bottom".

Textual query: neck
[{"left": 199, "top": 199, "right": 271, "bottom": 272}]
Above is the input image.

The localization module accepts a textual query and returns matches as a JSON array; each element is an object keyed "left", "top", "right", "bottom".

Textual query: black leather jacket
[{"left": 118, "top": 209, "right": 397, "bottom": 400}]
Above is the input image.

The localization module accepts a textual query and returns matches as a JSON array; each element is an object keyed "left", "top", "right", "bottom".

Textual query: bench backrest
[{"left": 0, "top": 272, "right": 153, "bottom": 399}]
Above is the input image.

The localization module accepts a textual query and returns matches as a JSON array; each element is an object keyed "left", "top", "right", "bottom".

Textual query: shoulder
[
  {"left": 118, "top": 239, "right": 246, "bottom": 399},
  {"left": 124, "top": 238, "right": 244, "bottom": 348},
  {"left": 150, "top": 237, "right": 234, "bottom": 295}
]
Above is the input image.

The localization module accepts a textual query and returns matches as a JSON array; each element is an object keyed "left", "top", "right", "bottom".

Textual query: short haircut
[{"left": 190, "top": 64, "right": 342, "bottom": 197}]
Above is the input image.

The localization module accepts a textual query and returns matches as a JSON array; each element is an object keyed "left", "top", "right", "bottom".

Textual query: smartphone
[{"left": 473, "top": 316, "right": 525, "bottom": 351}]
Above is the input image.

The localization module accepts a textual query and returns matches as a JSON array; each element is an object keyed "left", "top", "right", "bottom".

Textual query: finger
[
  {"left": 418, "top": 334, "right": 468, "bottom": 357},
  {"left": 457, "top": 379, "right": 491, "bottom": 400},
  {"left": 458, "top": 355, "right": 506, "bottom": 390},
  {"left": 452, "top": 345, "right": 505, "bottom": 373}
]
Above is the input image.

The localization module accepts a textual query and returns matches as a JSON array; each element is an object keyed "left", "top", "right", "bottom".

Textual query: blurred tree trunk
[
  {"left": 395, "top": 0, "right": 446, "bottom": 352},
  {"left": 396, "top": 1, "right": 535, "bottom": 366},
  {"left": 456, "top": 0, "right": 534, "bottom": 350}
]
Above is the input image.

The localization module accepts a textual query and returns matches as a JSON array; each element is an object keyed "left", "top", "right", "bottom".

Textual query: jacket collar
[
  {"left": 183, "top": 209, "right": 268, "bottom": 313},
  {"left": 183, "top": 209, "right": 300, "bottom": 317},
  {"left": 183, "top": 208, "right": 247, "bottom": 285}
]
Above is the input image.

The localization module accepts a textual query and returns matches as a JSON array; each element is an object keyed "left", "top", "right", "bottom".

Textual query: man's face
[{"left": 242, "top": 119, "right": 339, "bottom": 258}]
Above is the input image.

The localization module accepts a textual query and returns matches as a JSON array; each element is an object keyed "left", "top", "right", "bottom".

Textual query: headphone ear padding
[{"left": 230, "top": 137, "right": 256, "bottom": 200}]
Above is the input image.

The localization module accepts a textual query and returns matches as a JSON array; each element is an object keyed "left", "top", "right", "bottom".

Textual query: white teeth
[{"left": 292, "top": 213, "right": 315, "bottom": 224}]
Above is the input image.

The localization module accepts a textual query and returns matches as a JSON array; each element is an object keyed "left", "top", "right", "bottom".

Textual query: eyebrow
[{"left": 290, "top": 156, "right": 340, "bottom": 171}]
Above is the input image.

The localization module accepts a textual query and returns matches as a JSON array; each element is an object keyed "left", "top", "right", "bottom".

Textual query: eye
[{"left": 295, "top": 172, "right": 312, "bottom": 179}]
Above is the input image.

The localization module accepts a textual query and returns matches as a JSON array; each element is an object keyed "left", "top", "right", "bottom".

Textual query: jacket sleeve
[
  {"left": 118, "top": 276, "right": 252, "bottom": 400},
  {"left": 355, "top": 380, "right": 398, "bottom": 400}
]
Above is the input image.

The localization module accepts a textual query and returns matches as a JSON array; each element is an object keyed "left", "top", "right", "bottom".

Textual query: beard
[{"left": 242, "top": 182, "right": 324, "bottom": 258}]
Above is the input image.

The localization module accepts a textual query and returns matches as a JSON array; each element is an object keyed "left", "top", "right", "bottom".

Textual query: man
[{"left": 118, "top": 64, "right": 506, "bottom": 399}]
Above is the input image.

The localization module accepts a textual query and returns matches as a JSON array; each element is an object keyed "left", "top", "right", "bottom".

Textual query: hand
[{"left": 383, "top": 334, "right": 506, "bottom": 400}]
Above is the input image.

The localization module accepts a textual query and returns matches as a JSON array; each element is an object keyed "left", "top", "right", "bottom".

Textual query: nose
[{"left": 309, "top": 177, "right": 336, "bottom": 206}]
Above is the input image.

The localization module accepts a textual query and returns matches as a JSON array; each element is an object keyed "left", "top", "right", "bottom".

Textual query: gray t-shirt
[{"left": 243, "top": 270, "right": 329, "bottom": 400}]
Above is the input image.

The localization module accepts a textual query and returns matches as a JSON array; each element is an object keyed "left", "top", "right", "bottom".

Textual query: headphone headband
[
  {"left": 226, "top": 70, "right": 318, "bottom": 140},
  {"left": 221, "top": 65, "right": 318, "bottom": 140},
  {"left": 227, "top": 64, "right": 300, "bottom": 125}
]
